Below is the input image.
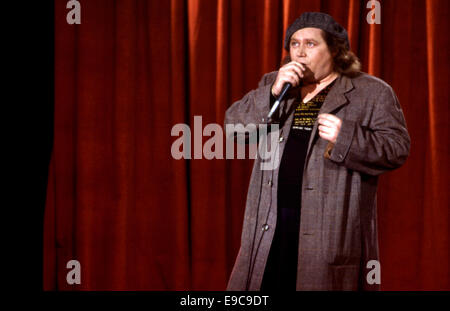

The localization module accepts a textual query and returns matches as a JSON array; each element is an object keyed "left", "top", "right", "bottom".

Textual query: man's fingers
[
  {"left": 281, "top": 62, "right": 305, "bottom": 79},
  {"left": 279, "top": 71, "right": 300, "bottom": 87},
  {"left": 318, "top": 118, "right": 335, "bottom": 128},
  {"left": 289, "top": 72, "right": 301, "bottom": 85},
  {"left": 318, "top": 114, "right": 341, "bottom": 144},
  {"left": 318, "top": 125, "right": 333, "bottom": 134},
  {"left": 281, "top": 65, "right": 303, "bottom": 81},
  {"left": 273, "top": 61, "right": 307, "bottom": 95},
  {"left": 318, "top": 113, "right": 339, "bottom": 123},
  {"left": 273, "top": 71, "right": 299, "bottom": 94},
  {"left": 318, "top": 130, "right": 332, "bottom": 141},
  {"left": 288, "top": 62, "right": 305, "bottom": 78},
  {"left": 290, "top": 61, "right": 306, "bottom": 71}
]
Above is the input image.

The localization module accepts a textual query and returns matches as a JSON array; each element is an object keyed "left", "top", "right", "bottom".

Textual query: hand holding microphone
[
  {"left": 271, "top": 61, "right": 306, "bottom": 96},
  {"left": 267, "top": 61, "right": 306, "bottom": 119}
]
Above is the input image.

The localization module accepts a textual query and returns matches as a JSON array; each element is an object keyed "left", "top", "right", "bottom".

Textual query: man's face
[{"left": 289, "top": 27, "right": 334, "bottom": 83}]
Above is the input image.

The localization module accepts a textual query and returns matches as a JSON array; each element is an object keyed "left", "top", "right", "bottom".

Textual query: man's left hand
[{"left": 317, "top": 113, "right": 342, "bottom": 144}]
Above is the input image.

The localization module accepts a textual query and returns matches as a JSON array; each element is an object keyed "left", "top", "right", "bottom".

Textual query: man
[{"left": 225, "top": 12, "right": 410, "bottom": 291}]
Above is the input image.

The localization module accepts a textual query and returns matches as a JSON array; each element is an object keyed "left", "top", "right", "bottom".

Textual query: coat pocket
[{"left": 320, "top": 179, "right": 362, "bottom": 266}]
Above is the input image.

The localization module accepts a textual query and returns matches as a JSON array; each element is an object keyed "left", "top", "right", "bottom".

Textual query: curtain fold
[
  {"left": 421, "top": 0, "right": 449, "bottom": 290},
  {"left": 45, "top": 0, "right": 449, "bottom": 290}
]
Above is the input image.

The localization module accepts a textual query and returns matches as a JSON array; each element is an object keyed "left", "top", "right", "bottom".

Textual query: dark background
[{"left": 14, "top": 0, "right": 54, "bottom": 291}]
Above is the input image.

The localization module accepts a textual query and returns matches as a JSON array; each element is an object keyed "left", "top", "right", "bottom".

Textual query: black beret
[{"left": 284, "top": 12, "right": 350, "bottom": 51}]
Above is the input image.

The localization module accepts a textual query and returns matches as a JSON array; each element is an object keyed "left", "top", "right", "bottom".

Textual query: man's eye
[
  {"left": 307, "top": 42, "right": 315, "bottom": 47},
  {"left": 291, "top": 42, "right": 299, "bottom": 47}
]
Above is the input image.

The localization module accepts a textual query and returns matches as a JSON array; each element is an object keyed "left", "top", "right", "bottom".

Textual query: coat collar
[
  {"left": 319, "top": 73, "right": 354, "bottom": 113},
  {"left": 279, "top": 73, "right": 354, "bottom": 116},
  {"left": 305, "top": 74, "right": 354, "bottom": 159}
]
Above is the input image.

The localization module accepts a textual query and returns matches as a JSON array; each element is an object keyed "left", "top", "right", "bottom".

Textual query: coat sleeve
[
  {"left": 224, "top": 72, "right": 276, "bottom": 137},
  {"left": 326, "top": 86, "right": 411, "bottom": 176}
]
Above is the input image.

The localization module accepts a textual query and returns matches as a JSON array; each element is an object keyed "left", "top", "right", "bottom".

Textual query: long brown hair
[{"left": 282, "top": 30, "right": 361, "bottom": 77}]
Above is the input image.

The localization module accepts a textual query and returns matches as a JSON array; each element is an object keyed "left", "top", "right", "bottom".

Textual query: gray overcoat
[{"left": 224, "top": 71, "right": 410, "bottom": 290}]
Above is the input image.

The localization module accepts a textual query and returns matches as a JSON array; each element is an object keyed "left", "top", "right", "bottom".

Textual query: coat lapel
[
  {"left": 305, "top": 74, "right": 354, "bottom": 159},
  {"left": 279, "top": 93, "right": 298, "bottom": 118}
]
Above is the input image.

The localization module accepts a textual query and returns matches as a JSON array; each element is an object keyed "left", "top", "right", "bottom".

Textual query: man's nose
[{"left": 298, "top": 44, "right": 306, "bottom": 57}]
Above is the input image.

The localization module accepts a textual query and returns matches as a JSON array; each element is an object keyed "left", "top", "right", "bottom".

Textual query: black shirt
[{"left": 261, "top": 80, "right": 336, "bottom": 291}]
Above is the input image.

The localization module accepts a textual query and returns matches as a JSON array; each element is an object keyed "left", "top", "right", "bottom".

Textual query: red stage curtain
[{"left": 45, "top": 0, "right": 449, "bottom": 290}]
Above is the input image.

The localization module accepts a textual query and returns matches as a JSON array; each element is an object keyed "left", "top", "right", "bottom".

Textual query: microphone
[{"left": 267, "top": 82, "right": 291, "bottom": 119}]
